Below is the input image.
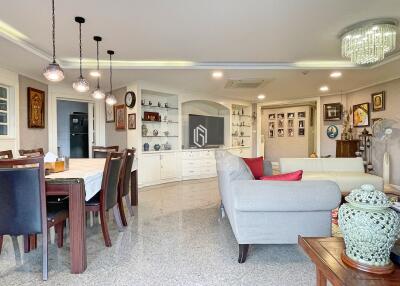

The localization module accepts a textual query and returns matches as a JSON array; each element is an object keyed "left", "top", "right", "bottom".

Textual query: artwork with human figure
[
  {"left": 353, "top": 103, "right": 370, "bottom": 127},
  {"left": 28, "top": 87, "right": 45, "bottom": 128},
  {"left": 371, "top": 91, "right": 385, "bottom": 112}
]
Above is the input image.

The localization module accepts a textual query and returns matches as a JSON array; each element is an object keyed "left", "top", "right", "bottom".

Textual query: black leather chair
[
  {"left": 86, "top": 152, "right": 124, "bottom": 247},
  {"left": 118, "top": 149, "right": 135, "bottom": 226},
  {"left": 0, "top": 157, "right": 67, "bottom": 280},
  {"left": 92, "top": 146, "right": 119, "bottom": 158}
]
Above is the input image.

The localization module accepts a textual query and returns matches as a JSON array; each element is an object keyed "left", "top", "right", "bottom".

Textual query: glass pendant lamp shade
[
  {"left": 43, "top": 62, "right": 64, "bottom": 82},
  {"left": 43, "top": 0, "right": 64, "bottom": 82},
  {"left": 73, "top": 76, "right": 90, "bottom": 92},
  {"left": 105, "top": 93, "right": 117, "bottom": 105},
  {"left": 91, "top": 88, "right": 106, "bottom": 100},
  {"left": 90, "top": 36, "right": 106, "bottom": 100},
  {"left": 72, "top": 16, "right": 89, "bottom": 93}
]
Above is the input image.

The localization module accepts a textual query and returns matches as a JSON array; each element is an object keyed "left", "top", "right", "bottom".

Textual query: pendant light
[
  {"left": 90, "top": 36, "right": 106, "bottom": 100},
  {"left": 43, "top": 0, "right": 64, "bottom": 82},
  {"left": 105, "top": 50, "right": 117, "bottom": 105},
  {"left": 72, "top": 16, "right": 89, "bottom": 92}
]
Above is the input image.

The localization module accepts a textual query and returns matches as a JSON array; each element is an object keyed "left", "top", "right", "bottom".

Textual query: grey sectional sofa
[{"left": 215, "top": 151, "right": 341, "bottom": 263}]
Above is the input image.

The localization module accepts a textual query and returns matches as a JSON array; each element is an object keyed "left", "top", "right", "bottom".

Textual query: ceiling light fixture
[
  {"left": 340, "top": 18, "right": 397, "bottom": 65},
  {"left": 257, "top": 94, "right": 266, "bottom": 100},
  {"left": 90, "top": 36, "right": 106, "bottom": 100},
  {"left": 43, "top": 0, "right": 64, "bottom": 82},
  {"left": 212, "top": 71, "right": 223, "bottom": 79},
  {"left": 90, "top": 70, "right": 101, "bottom": 77},
  {"left": 330, "top": 71, "right": 342, "bottom": 78},
  {"left": 72, "top": 17, "right": 89, "bottom": 93},
  {"left": 105, "top": 50, "right": 117, "bottom": 105},
  {"left": 320, "top": 86, "right": 329, "bottom": 92}
]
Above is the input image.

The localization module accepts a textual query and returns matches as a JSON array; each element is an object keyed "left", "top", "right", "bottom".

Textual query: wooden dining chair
[
  {"left": 118, "top": 149, "right": 135, "bottom": 226},
  {"left": 85, "top": 152, "right": 125, "bottom": 247},
  {"left": 0, "top": 150, "right": 13, "bottom": 159},
  {"left": 19, "top": 148, "right": 45, "bottom": 157},
  {"left": 0, "top": 156, "right": 68, "bottom": 280},
  {"left": 92, "top": 146, "right": 119, "bottom": 158}
]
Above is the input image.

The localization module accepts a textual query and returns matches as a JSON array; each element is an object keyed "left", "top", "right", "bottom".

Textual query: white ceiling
[{"left": 1, "top": 0, "right": 400, "bottom": 102}]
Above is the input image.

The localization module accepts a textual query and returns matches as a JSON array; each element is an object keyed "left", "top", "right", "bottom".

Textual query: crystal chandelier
[
  {"left": 105, "top": 50, "right": 117, "bottom": 105},
  {"left": 72, "top": 17, "right": 89, "bottom": 92},
  {"left": 340, "top": 19, "right": 398, "bottom": 65},
  {"left": 90, "top": 36, "right": 106, "bottom": 100},
  {"left": 43, "top": 0, "right": 64, "bottom": 82}
]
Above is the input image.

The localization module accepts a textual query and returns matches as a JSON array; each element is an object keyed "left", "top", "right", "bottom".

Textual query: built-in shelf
[
  {"left": 232, "top": 104, "right": 252, "bottom": 148},
  {"left": 232, "top": 135, "right": 251, "bottom": 138},
  {"left": 232, "top": 124, "right": 251, "bottom": 127},
  {"left": 142, "top": 120, "right": 178, "bottom": 124},
  {"left": 232, "top": 114, "right": 251, "bottom": 118},
  {"left": 143, "top": 135, "right": 179, "bottom": 138},
  {"left": 141, "top": 104, "right": 178, "bottom": 110}
]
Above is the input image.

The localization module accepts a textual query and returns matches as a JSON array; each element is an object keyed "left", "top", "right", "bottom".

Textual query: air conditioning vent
[{"left": 224, "top": 79, "right": 267, "bottom": 89}]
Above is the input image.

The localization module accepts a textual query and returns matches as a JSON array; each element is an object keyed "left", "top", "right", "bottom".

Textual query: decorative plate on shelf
[{"left": 327, "top": 125, "right": 339, "bottom": 139}]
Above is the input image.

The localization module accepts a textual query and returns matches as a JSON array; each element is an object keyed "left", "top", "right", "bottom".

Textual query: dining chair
[
  {"left": 118, "top": 148, "right": 135, "bottom": 226},
  {"left": 92, "top": 145, "right": 119, "bottom": 158},
  {"left": 0, "top": 156, "right": 68, "bottom": 280},
  {"left": 19, "top": 148, "right": 45, "bottom": 157},
  {"left": 85, "top": 152, "right": 125, "bottom": 247},
  {"left": 0, "top": 150, "right": 13, "bottom": 159}
]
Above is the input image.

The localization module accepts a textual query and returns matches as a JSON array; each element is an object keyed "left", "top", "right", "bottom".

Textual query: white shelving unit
[
  {"left": 231, "top": 104, "right": 252, "bottom": 147},
  {"left": 141, "top": 90, "right": 179, "bottom": 152}
]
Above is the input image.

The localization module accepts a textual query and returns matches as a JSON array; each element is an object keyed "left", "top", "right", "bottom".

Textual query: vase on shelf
[
  {"left": 143, "top": 143, "right": 149, "bottom": 152},
  {"left": 142, "top": 124, "right": 148, "bottom": 136}
]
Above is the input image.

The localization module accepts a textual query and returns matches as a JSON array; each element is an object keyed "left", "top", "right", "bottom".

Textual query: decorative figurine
[
  {"left": 153, "top": 129, "right": 159, "bottom": 136},
  {"left": 154, "top": 144, "right": 161, "bottom": 151}
]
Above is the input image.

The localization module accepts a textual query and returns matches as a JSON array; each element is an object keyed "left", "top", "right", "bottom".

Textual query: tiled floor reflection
[{"left": 0, "top": 178, "right": 315, "bottom": 285}]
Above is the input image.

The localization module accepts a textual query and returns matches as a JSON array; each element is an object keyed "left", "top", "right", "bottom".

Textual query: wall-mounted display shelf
[
  {"left": 141, "top": 89, "right": 179, "bottom": 152},
  {"left": 232, "top": 104, "right": 252, "bottom": 147}
]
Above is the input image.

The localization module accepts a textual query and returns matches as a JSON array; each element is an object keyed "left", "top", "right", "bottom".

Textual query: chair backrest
[
  {"left": 119, "top": 148, "right": 135, "bottom": 197},
  {"left": 101, "top": 152, "right": 124, "bottom": 210},
  {"left": 92, "top": 146, "right": 119, "bottom": 158},
  {"left": 0, "top": 156, "right": 46, "bottom": 235},
  {"left": 0, "top": 150, "right": 13, "bottom": 159},
  {"left": 19, "top": 148, "right": 45, "bottom": 157}
]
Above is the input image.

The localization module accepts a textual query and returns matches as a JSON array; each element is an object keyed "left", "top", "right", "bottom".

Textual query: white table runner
[{"left": 46, "top": 158, "right": 138, "bottom": 201}]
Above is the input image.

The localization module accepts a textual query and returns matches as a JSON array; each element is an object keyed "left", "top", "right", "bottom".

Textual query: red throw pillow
[
  {"left": 260, "top": 170, "right": 303, "bottom": 181},
  {"left": 242, "top": 157, "right": 264, "bottom": 179}
]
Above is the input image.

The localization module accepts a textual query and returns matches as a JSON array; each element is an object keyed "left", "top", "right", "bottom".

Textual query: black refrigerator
[{"left": 70, "top": 112, "right": 89, "bottom": 158}]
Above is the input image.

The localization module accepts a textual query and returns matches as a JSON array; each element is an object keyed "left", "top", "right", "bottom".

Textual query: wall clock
[
  {"left": 327, "top": 125, "right": 339, "bottom": 139},
  {"left": 125, "top": 91, "right": 136, "bottom": 108}
]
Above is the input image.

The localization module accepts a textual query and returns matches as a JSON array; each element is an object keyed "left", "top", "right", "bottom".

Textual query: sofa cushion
[
  {"left": 242, "top": 157, "right": 264, "bottom": 179},
  {"left": 302, "top": 171, "right": 384, "bottom": 192},
  {"left": 260, "top": 170, "right": 303, "bottom": 181},
  {"left": 215, "top": 150, "right": 254, "bottom": 181}
]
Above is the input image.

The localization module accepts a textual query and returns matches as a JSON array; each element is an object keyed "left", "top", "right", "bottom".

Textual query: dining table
[{"left": 24, "top": 158, "right": 138, "bottom": 274}]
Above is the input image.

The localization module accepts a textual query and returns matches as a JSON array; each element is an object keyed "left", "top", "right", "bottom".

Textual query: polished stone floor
[{"left": 0, "top": 178, "right": 316, "bottom": 285}]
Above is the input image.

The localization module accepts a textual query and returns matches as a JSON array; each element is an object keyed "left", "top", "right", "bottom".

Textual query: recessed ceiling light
[
  {"left": 320, "top": 86, "right": 329, "bottom": 92},
  {"left": 330, "top": 71, "right": 342, "bottom": 78},
  {"left": 257, "top": 94, "right": 266, "bottom": 99},
  {"left": 90, "top": 70, "right": 101, "bottom": 77},
  {"left": 212, "top": 71, "right": 223, "bottom": 79}
]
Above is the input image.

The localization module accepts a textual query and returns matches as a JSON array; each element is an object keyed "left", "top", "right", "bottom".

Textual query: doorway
[{"left": 57, "top": 100, "right": 91, "bottom": 158}]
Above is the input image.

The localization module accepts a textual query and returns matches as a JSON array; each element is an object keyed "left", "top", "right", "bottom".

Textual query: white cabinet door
[
  {"left": 160, "top": 153, "right": 177, "bottom": 180},
  {"left": 141, "top": 154, "right": 161, "bottom": 184}
]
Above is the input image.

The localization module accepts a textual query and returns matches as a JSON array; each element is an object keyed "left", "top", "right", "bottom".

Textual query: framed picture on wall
[
  {"left": 288, "top": 128, "right": 294, "bottom": 137},
  {"left": 288, "top": 119, "right": 294, "bottom": 128},
  {"left": 287, "top": 112, "right": 295, "bottom": 119},
  {"left": 299, "top": 120, "right": 305, "bottom": 128},
  {"left": 128, "top": 113, "right": 136, "bottom": 129},
  {"left": 105, "top": 104, "right": 115, "bottom": 123},
  {"left": 268, "top": 114, "right": 276, "bottom": 120},
  {"left": 298, "top": 128, "right": 305, "bottom": 136},
  {"left": 27, "top": 87, "right": 45, "bottom": 128},
  {"left": 268, "top": 129, "right": 274, "bottom": 138},
  {"left": 353, "top": 102, "right": 370, "bottom": 127},
  {"left": 371, "top": 91, "right": 385, "bottom": 112},
  {"left": 277, "top": 128, "right": 284, "bottom": 137},
  {"left": 115, "top": 104, "right": 126, "bottom": 130},
  {"left": 269, "top": 122, "right": 275, "bottom": 130},
  {"left": 298, "top": 112, "right": 306, "bottom": 118},
  {"left": 323, "top": 103, "right": 342, "bottom": 121},
  {"left": 278, "top": 119, "right": 284, "bottom": 128},
  {"left": 277, "top": 113, "right": 285, "bottom": 119}
]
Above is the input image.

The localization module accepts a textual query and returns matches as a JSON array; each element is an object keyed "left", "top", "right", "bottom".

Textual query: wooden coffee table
[{"left": 298, "top": 236, "right": 400, "bottom": 286}]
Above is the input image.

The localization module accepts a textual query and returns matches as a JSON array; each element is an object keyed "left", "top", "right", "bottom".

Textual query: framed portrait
[
  {"left": 298, "top": 120, "right": 305, "bottom": 128},
  {"left": 287, "top": 112, "right": 295, "bottom": 119},
  {"left": 278, "top": 119, "right": 284, "bottom": 128},
  {"left": 353, "top": 103, "right": 370, "bottom": 127},
  {"left": 298, "top": 128, "right": 305, "bottom": 136},
  {"left": 128, "top": 113, "right": 136, "bottom": 129},
  {"left": 323, "top": 103, "right": 342, "bottom": 121},
  {"left": 326, "top": 125, "right": 339, "bottom": 139},
  {"left": 277, "top": 128, "right": 284, "bottom": 137},
  {"left": 371, "top": 91, "right": 385, "bottom": 112},
  {"left": 288, "top": 119, "right": 294, "bottom": 128},
  {"left": 268, "top": 129, "right": 274, "bottom": 138},
  {"left": 105, "top": 104, "right": 115, "bottom": 123},
  {"left": 277, "top": 113, "right": 285, "bottom": 120},
  {"left": 28, "top": 87, "right": 45, "bottom": 128},
  {"left": 115, "top": 104, "right": 126, "bottom": 130},
  {"left": 268, "top": 122, "right": 275, "bottom": 130},
  {"left": 268, "top": 114, "right": 276, "bottom": 120},
  {"left": 288, "top": 128, "right": 294, "bottom": 137},
  {"left": 298, "top": 112, "right": 306, "bottom": 118}
]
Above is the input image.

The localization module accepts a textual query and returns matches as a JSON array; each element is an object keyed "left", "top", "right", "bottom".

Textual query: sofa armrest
[
  {"left": 263, "top": 160, "right": 273, "bottom": 176},
  {"left": 233, "top": 180, "right": 341, "bottom": 212}
]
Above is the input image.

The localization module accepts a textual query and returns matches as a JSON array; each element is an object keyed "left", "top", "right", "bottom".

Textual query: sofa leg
[
  {"left": 238, "top": 244, "right": 249, "bottom": 263},
  {"left": 220, "top": 201, "right": 225, "bottom": 219}
]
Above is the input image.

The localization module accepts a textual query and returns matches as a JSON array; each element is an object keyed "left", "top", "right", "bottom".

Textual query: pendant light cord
[
  {"left": 52, "top": 0, "right": 56, "bottom": 63},
  {"left": 109, "top": 53, "right": 113, "bottom": 94},
  {"left": 79, "top": 22, "right": 83, "bottom": 77},
  {"left": 96, "top": 40, "right": 100, "bottom": 88}
]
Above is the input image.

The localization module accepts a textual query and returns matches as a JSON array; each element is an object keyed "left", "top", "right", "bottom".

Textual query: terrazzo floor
[{"left": 0, "top": 178, "right": 317, "bottom": 286}]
